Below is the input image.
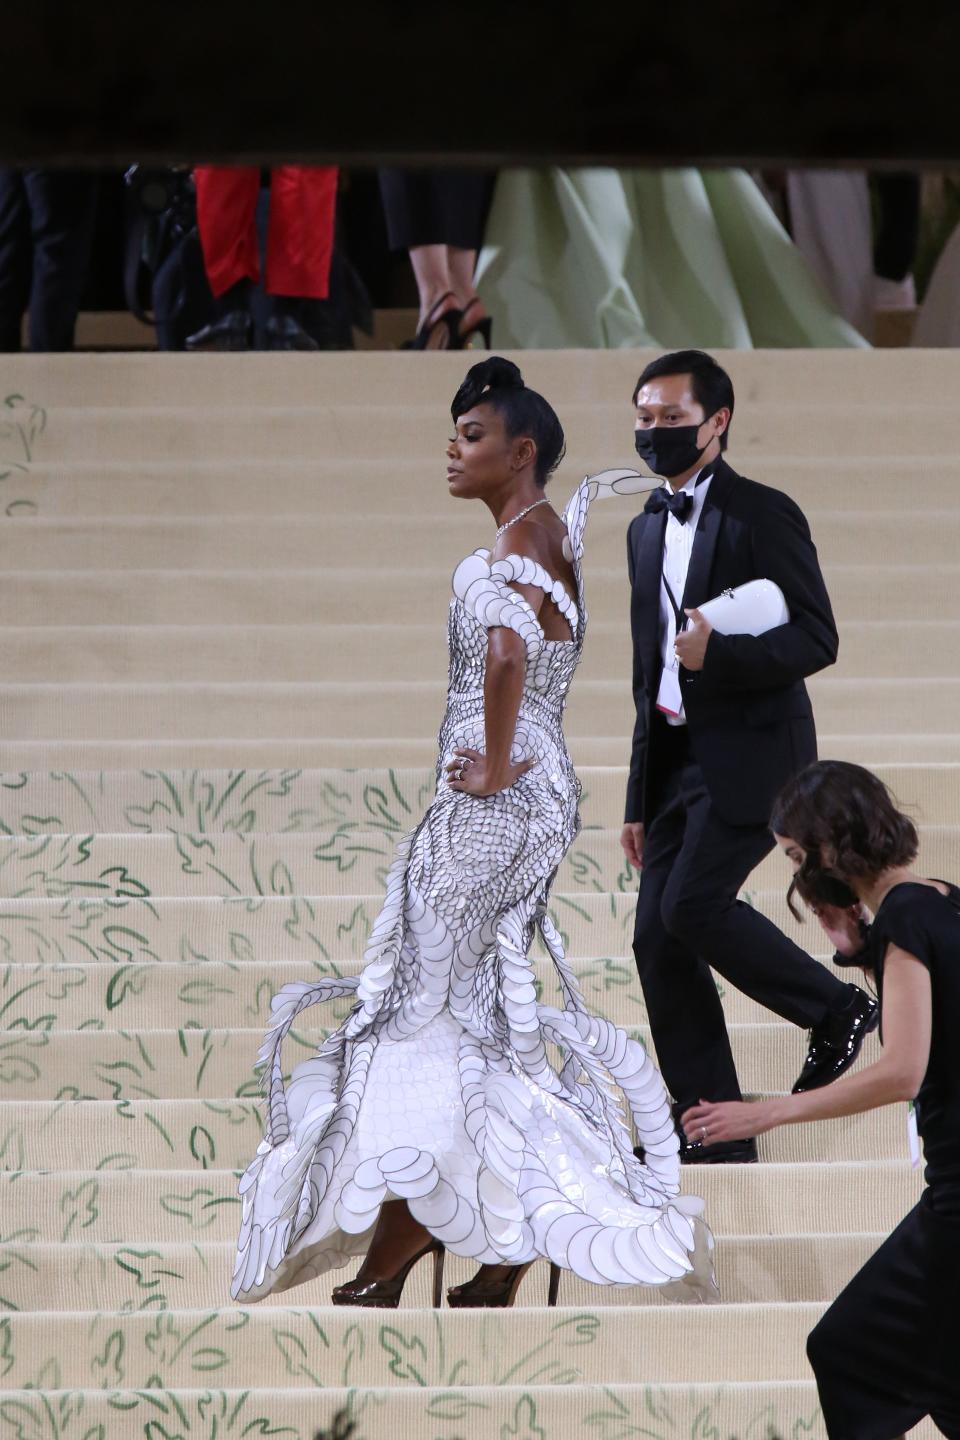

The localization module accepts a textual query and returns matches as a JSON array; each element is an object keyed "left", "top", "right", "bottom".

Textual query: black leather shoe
[
  {"left": 634, "top": 1103, "right": 759, "bottom": 1165},
  {"left": 264, "top": 314, "right": 320, "bottom": 351},
  {"left": 680, "top": 1135, "right": 758, "bottom": 1164},
  {"left": 792, "top": 984, "right": 879, "bottom": 1093},
  {"left": 185, "top": 310, "right": 252, "bottom": 351},
  {"left": 633, "top": 1136, "right": 758, "bottom": 1165}
]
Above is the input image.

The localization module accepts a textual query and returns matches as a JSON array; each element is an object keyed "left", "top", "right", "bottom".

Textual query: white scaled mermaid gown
[{"left": 232, "top": 469, "right": 716, "bottom": 1303}]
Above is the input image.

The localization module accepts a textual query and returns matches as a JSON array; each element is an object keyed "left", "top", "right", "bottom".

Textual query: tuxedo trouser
[
  {"left": 808, "top": 1192, "right": 960, "bottom": 1439},
  {"left": 194, "top": 165, "right": 338, "bottom": 300},
  {"left": 631, "top": 727, "right": 852, "bottom": 1107},
  {"left": 0, "top": 169, "right": 98, "bottom": 351}
]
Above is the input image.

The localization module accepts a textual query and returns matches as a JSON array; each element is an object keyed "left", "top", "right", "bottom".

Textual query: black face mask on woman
[
  {"left": 787, "top": 864, "right": 870, "bottom": 966},
  {"left": 796, "top": 867, "right": 860, "bottom": 911},
  {"left": 634, "top": 417, "right": 715, "bottom": 479}
]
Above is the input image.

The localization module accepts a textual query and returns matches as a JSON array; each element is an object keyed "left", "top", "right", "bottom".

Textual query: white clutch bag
[{"left": 697, "top": 579, "right": 789, "bottom": 636}]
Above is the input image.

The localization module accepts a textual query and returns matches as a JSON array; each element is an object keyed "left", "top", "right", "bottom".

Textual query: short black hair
[
  {"left": 632, "top": 349, "right": 735, "bottom": 452},
  {"left": 451, "top": 357, "right": 565, "bottom": 487}
]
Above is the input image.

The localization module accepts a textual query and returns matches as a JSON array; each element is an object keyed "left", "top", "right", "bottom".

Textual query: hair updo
[{"left": 451, "top": 356, "right": 566, "bottom": 487}]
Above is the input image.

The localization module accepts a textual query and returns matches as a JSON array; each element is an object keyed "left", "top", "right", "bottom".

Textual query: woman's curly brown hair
[{"left": 771, "top": 760, "right": 918, "bottom": 922}]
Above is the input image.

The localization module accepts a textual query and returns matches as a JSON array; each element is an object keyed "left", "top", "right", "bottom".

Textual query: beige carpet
[{"left": 0, "top": 349, "right": 950, "bottom": 1439}]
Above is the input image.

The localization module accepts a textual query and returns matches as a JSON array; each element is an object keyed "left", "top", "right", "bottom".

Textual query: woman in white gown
[{"left": 232, "top": 357, "right": 713, "bottom": 1309}]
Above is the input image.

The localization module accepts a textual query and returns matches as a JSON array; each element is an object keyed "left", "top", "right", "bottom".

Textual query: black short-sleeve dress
[
  {"left": 807, "top": 880, "right": 960, "bottom": 1439},
  {"left": 870, "top": 881, "right": 960, "bottom": 1214}
]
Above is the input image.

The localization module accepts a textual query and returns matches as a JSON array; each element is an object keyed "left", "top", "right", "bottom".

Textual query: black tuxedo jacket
[{"left": 625, "top": 457, "right": 838, "bottom": 827}]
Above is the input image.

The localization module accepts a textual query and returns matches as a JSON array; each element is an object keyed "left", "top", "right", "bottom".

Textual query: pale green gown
[{"left": 475, "top": 168, "right": 868, "bottom": 350}]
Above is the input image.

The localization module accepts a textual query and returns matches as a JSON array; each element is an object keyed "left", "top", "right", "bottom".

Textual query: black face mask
[
  {"left": 798, "top": 868, "right": 861, "bottom": 911},
  {"left": 634, "top": 420, "right": 712, "bottom": 478},
  {"left": 787, "top": 865, "right": 871, "bottom": 965}
]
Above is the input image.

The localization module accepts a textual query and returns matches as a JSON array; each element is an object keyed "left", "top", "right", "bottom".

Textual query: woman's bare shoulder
[{"left": 494, "top": 516, "right": 573, "bottom": 582}]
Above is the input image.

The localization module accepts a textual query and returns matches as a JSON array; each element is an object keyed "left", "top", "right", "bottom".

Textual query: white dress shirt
[{"left": 655, "top": 468, "right": 713, "bottom": 726}]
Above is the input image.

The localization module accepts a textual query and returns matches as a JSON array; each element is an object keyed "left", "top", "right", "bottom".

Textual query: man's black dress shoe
[
  {"left": 185, "top": 310, "right": 252, "bottom": 351},
  {"left": 633, "top": 1136, "right": 758, "bottom": 1165},
  {"left": 792, "top": 984, "right": 879, "bottom": 1093},
  {"left": 264, "top": 314, "right": 320, "bottom": 351},
  {"left": 680, "top": 1135, "right": 758, "bottom": 1164},
  {"left": 634, "top": 1102, "right": 759, "bottom": 1166}
]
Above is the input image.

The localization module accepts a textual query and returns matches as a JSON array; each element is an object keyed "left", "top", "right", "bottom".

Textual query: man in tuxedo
[{"left": 622, "top": 349, "right": 877, "bottom": 1163}]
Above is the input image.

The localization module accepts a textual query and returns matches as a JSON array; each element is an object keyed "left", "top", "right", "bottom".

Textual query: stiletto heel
[
  {"left": 461, "top": 317, "right": 492, "bottom": 349},
  {"left": 547, "top": 1262, "right": 561, "bottom": 1306},
  {"left": 458, "top": 297, "right": 492, "bottom": 349},
  {"left": 331, "top": 1237, "right": 445, "bottom": 1309},
  {"left": 431, "top": 1244, "right": 445, "bottom": 1309},
  {"left": 403, "top": 292, "right": 463, "bottom": 350}
]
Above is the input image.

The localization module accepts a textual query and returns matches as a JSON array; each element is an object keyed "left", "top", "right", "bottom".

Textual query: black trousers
[
  {"left": 872, "top": 172, "right": 921, "bottom": 283},
  {"left": 0, "top": 169, "right": 98, "bottom": 351},
  {"left": 378, "top": 168, "right": 493, "bottom": 252},
  {"left": 631, "top": 725, "right": 852, "bottom": 1108},
  {"left": 808, "top": 1193, "right": 960, "bottom": 1439}
]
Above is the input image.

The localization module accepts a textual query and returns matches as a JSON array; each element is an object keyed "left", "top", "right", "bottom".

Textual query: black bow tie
[
  {"left": 644, "top": 487, "right": 694, "bottom": 523},
  {"left": 644, "top": 471, "right": 712, "bottom": 524}
]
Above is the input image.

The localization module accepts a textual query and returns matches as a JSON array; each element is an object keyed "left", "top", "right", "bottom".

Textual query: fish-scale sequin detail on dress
[{"left": 232, "top": 468, "right": 717, "bottom": 1303}]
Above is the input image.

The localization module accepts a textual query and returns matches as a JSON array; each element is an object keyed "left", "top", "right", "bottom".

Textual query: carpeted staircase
[{"left": 0, "top": 351, "right": 950, "bottom": 1439}]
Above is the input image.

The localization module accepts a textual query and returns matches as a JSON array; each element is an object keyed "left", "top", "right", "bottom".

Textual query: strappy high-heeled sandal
[
  {"left": 446, "top": 1260, "right": 561, "bottom": 1308},
  {"left": 331, "top": 1237, "right": 445, "bottom": 1309},
  {"left": 403, "top": 292, "right": 463, "bottom": 350},
  {"left": 458, "top": 295, "right": 492, "bottom": 349}
]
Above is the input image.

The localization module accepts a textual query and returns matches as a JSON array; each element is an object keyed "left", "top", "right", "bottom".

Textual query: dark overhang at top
[{"left": 2, "top": 2, "right": 957, "bottom": 169}]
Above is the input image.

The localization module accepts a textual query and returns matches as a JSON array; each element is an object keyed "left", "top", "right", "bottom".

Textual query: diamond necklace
[{"left": 495, "top": 496, "right": 550, "bottom": 541}]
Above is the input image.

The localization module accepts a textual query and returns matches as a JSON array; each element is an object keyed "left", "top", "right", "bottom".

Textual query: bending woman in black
[{"left": 684, "top": 759, "right": 960, "bottom": 1440}]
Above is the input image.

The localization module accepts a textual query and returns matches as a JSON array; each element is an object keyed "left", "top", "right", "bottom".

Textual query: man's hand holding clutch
[{"left": 674, "top": 607, "right": 713, "bottom": 672}]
